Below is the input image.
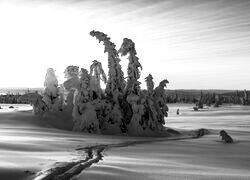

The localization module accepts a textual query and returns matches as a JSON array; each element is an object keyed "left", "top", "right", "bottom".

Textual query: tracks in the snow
[
  {"left": 34, "top": 146, "right": 105, "bottom": 180},
  {"left": 33, "top": 128, "right": 209, "bottom": 180}
]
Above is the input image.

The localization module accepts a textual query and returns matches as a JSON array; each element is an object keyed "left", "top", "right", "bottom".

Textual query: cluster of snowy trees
[{"left": 20, "top": 31, "right": 169, "bottom": 136}]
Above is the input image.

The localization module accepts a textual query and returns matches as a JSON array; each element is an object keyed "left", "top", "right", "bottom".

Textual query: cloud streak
[{"left": 0, "top": 0, "right": 250, "bottom": 89}]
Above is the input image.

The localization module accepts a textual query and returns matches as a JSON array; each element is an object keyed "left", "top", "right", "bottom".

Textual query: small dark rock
[
  {"left": 195, "top": 128, "right": 209, "bottom": 137},
  {"left": 193, "top": 107, "right": 198, "bottom": 111}
]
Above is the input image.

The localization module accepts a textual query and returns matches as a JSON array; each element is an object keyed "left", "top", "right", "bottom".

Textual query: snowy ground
[{"left": 0, "top": 104, "right": 250, "bottom": 180}]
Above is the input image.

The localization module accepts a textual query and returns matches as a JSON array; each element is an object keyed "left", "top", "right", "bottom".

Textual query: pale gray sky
[{"left": 0, "top": 0, "right": 250, "bottom": 89}]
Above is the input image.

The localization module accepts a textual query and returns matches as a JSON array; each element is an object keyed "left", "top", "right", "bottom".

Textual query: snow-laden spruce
[{"left": 20, "top": 31, "right": 170, "bottom": 136}]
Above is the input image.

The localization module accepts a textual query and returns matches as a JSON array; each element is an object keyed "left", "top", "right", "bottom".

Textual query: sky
[{"left": 0, "top": 0, "right": 250, "bottom": 90}]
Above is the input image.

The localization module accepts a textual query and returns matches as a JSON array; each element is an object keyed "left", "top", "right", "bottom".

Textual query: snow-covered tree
[
  {"left": 33, "top": 31, "right": 171, "bottom": 136},
  {"left": 145, "top": 74, "right": 154, "bottom": 96},
  {"left": 119, "top": 38, "right": 142, "bottom": 96},
  {"left": 43, "top": 68, "right": 60, "bottom": 111},
  {"left": 196, "top": 90, "right": 204, "bottom": 109},
  {"left": 63, "top": 66, "right": 80, "bottom": 91},
  {"left": 153, "top": 79, "right": 169, "bottom": 125},
  {"left": 79, "top": 68, "right": 91, "bottom": 102},
  {"left": 72, "top": 68, "right": 99, "bottom": 133},
  {"left": 18, "top": 92, "right": 47, "bottom": 115},
  {"left": 89, "top": 60, "right": 107, "bottom": 98},
  {"left": 214, "top": 94, "right": 221, "bottom": 107},
  {"left": 63, "top": 66, "right": 80, "bottom": 111},
  {"left": 90, "top": 30, "right": 125, "bottom": 96},
  {"left": 243, "top": 89, "right": 249, "bottom": 105}
]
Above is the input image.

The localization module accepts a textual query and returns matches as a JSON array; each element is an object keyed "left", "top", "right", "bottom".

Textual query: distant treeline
[
  {"left": 0, "top": 88, "right": 249, "bottom": 106},
  {"left": 0, "top": 94, "right": 29, "bottom": 104},
  {"left": 0, "top": 88, "right": 43, "bottom": 104},
  {"left": 165, "top": 89, "right": 250, "bottom": 106},
  {"left": 0, "top": 88, "right": 43, "bottom": 95}
]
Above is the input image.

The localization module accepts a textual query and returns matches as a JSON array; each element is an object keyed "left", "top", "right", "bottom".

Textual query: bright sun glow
[{"left": 0, "top": 0, "right": 250, "bottom": 89}]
